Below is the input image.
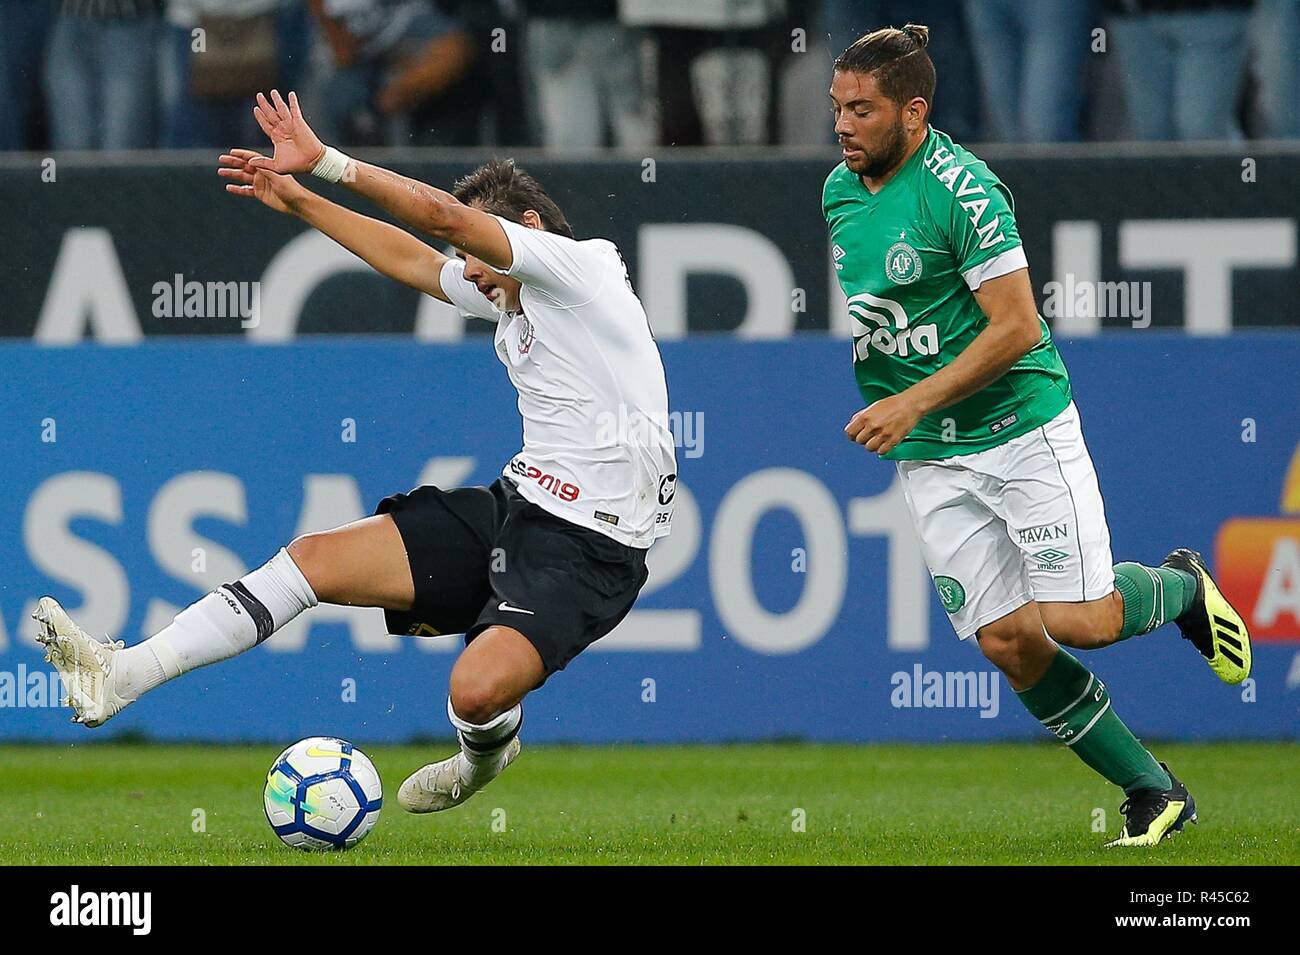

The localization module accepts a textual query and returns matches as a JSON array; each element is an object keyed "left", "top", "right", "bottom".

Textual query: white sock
[
  {"left": 447, "top": 697, "right": 522, "bottom": 788},
  {"left": 116, "top": 549, "right": 318, "bottom": 698}
]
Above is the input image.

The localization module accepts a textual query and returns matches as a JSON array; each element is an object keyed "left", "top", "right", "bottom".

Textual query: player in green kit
[{"left": 824, "top": 24, "right": 1253, "bottom": 847}]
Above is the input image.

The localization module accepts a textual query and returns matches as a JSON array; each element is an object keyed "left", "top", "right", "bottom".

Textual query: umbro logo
[
  {"left": 832, "top": 243, "right": 846, "bottom": 271},
  {"left": 1032, "top": 547, "right": 1071, "bottom": 571},
  {"left": 498, "top": 601, "right": 535, "bottom": 615}
]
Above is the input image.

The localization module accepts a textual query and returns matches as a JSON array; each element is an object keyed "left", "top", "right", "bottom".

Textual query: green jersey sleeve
[{"left": 927, "top": 147, "right": 1026, "bottom": 290}]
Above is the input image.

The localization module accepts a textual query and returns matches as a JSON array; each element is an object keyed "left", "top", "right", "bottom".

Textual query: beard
[{"left": 858, "top": 119, "right": 910, "bottom": 180}]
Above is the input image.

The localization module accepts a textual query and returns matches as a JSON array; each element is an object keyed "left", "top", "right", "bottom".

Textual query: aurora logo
[{"left": 847, "top": 292, "right": 938, "bottom": 360}]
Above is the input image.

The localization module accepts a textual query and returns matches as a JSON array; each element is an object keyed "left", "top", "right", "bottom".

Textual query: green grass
[{"left": 1, "top": 742, "right": 1297, "bottom": 865}]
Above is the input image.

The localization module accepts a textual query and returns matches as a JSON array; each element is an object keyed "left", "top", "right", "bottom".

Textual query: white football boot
[
  {"left": 32, "top": 596, "right": 134, "bottom": 727},
  {"left": 398, "top": 737, "right": 522, "bottom": 813}
]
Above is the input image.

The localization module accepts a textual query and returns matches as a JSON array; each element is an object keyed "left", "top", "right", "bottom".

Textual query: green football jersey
[{"left": 823, "top": 126, "right": 1071, "bottom": 460}]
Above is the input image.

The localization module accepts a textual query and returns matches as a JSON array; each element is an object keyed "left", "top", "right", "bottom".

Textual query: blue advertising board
[{"left": 0, "top": 336, "right": 1296, "bottom": 742}]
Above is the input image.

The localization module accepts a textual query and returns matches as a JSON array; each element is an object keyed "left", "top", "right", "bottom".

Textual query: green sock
[
  {"left": 1016, "top": 649, "right": 1171, "bottom": 794},
  {"left": 1112, "top": 562, "right": 1197, "bottom": 639}
]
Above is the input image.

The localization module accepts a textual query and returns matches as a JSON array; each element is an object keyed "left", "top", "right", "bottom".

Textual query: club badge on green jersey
[{"left": 885, "top": 238, "right": 923, "bottom": 285}]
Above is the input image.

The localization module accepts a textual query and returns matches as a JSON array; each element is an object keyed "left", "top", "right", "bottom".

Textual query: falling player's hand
[
  {"left": 218, "top": 148, "right": 307, "bottom": 214},
  {"left": 845, "top": 393, "right": 924, "bottom": 456},
  {"left": 248, "top": 90, "right": 326, "bottom": 175}
]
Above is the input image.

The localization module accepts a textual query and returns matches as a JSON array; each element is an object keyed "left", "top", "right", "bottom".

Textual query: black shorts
[{"left": 375, "top": 477, "right": 648, "bottom": 679}]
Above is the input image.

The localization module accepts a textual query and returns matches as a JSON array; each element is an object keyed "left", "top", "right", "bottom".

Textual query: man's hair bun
[{"left": 901, "top": 23, "right": 930, "bottom": 49}]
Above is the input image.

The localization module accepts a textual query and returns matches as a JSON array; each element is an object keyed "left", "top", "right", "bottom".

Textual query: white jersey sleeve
[
  {"left": 496, "top": 215, "right": 608, "bottom": 305},
  {"left": 438, "top": 257, "right": 501, "bottom": 321}
]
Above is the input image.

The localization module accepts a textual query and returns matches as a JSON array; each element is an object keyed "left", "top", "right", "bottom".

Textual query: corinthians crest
[{"left": 516, "top": 313, "right": 535, "bottom": 354}]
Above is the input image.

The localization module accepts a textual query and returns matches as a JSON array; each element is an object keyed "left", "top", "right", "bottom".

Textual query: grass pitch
[{"left": 1, "top": 742, "right": 1296, "bottom": 865}]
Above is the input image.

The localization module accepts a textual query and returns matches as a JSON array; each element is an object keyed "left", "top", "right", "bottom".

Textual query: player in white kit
[{"left": 34, "top": 91, "right": 677, "bottom": 814}]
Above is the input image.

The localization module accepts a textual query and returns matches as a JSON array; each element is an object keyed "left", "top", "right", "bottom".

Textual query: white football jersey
[{"left": 438, "top": 216, "right": 677, "bottom": 548}]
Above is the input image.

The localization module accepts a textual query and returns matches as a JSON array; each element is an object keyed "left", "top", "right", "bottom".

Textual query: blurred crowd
[{"left": 1, "top": 0, "right": 1296, "bottom": 152}]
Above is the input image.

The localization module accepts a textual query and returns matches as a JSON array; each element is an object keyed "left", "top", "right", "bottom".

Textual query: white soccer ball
[{"left": 263, "top": 737, "right": 383, "bottom": 851}]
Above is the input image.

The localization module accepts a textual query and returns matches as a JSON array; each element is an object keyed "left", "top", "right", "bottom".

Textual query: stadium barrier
[
  {"left": 0, "top": 336, "right": 1296, "bottom": 742},
  {"left": 1, "top": 145, "right": 1297, "bottom": 339}
]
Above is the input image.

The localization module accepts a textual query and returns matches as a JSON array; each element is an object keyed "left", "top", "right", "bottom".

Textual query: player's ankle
[
  {"left": 114, "top": 642, "right": 167, "bottom": 699},
  {"left": 455, "top": 751, "right": 502, "bottom": 790},
  {"left": 448, "top": 697, "right": 522, "bottom": 752}
]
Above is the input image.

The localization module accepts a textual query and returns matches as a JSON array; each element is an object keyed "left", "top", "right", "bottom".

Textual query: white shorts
[{"left": 897, "top": 402, "right": 1116, "bottom": 639}]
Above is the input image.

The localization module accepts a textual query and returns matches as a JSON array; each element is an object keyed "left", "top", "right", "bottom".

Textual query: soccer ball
[{"left": 263, "top": 737, "right": 383, "bottom": 851}]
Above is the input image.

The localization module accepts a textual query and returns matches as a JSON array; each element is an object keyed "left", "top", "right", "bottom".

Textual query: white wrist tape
[{"left": 310, "top": 145, "right": 352, "bottom": 183}]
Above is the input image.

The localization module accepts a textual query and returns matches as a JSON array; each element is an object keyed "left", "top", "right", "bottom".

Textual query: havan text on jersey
[{"left": 923, "top": 145, "right": 1007, "bottom": 251}]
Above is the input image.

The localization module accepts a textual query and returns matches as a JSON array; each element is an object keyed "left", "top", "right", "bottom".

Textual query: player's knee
[
  {"left": 449, "top": 668, "right": 512, "bottom": 726},
  {"left": 286, "top": 533, "right": 328, "bottom": 581},
  {"left": 976, "top": 616, "right": 1044, "bottom": 680},
  {"left": 976, "top": 628, "right": 1018, "bottom": 672}
]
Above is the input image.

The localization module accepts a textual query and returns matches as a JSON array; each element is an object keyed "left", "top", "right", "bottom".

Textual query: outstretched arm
[
  {"left": 246, "top": 90, "right": 513, "bottom": 270},
  {"left": 219, "top": 149, "right": 453, "bottom": 303}
]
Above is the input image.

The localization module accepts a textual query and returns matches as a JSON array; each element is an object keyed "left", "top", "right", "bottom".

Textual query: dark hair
[
  {"left": 452, "top": 158, "right": 574, "bottom": 239},
  {"left": 833, "top": 23, "right": 936, "bottom": 114}
]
